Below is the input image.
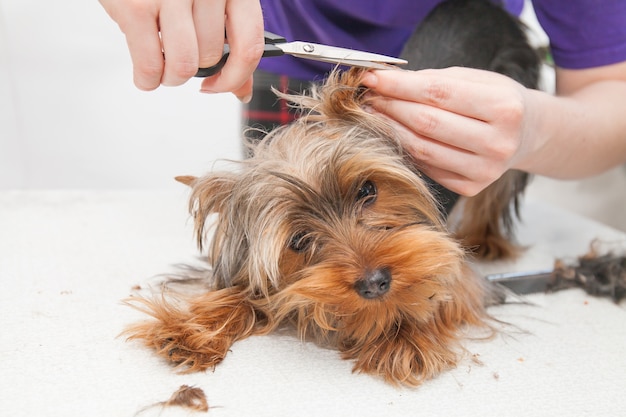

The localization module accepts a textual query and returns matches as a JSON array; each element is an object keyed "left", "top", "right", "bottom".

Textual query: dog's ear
[
  {"left": 185, "top": 174, "right": 238, "bottom": 252},
  {"left": 175, "top": 175, "right": 197, "bottom": 187}
]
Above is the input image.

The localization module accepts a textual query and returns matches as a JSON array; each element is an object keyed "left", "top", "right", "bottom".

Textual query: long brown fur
[
  {"left": 124, "top": 68, "right": 498, "bottom": 386},
  {"left": 125, "top": 0, "right": 538, "bottom": 386}
]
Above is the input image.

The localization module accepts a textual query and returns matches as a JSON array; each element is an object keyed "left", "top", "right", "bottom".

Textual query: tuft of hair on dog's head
[
  {"left": 246, "top": 67, "right": 405, "bottom": 160},
  {"left": 273, "top": 68, "right": 379, "bottom": 126},
  {"left": 266, "top": 67, "right": 399, "bottom": 156}
]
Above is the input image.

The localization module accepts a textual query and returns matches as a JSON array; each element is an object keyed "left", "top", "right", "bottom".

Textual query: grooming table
[{"left": 1, "top": 190, "right": 625, "bottom": 417}]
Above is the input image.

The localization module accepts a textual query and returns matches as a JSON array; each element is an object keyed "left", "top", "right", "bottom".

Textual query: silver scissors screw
[{"left": 302, "top": 43, "right": 315, "bottom": 53}]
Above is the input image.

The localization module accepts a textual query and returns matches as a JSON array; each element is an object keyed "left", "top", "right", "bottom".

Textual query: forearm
[{"left": 516, "top": 79, "right": 626, "bottom": 179}]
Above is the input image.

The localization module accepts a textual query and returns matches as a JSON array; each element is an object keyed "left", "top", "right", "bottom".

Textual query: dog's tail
[{"left": 455, "top": 170, "right": 529, "bottom": 259}]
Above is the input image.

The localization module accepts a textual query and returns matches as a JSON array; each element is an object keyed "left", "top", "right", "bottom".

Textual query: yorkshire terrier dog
[{"left": 126, "top": 0, "right": 540, "bottom": 386}]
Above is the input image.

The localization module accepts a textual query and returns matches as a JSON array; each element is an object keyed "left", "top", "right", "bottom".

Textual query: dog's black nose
[{"left": 355, "top": 268, "right": 392, "bottom": 299}]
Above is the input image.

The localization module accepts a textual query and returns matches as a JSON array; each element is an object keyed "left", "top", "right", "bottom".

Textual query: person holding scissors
[{"left": 99, "top": 0, "right": 626, "bottom": 197}]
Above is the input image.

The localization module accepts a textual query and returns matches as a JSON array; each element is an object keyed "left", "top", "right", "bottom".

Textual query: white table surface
[{"left": 1, "top": 190, "right": 625, "bottom": 417}]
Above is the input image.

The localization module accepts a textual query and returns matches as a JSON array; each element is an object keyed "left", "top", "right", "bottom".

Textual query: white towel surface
[{"left": 1, "top": 190, "right": 625, "bottom": 417}]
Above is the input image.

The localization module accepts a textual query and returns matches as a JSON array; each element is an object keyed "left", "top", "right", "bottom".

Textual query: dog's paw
[
  {"left": 124, "top": 287, "right": 264, "bottom": 372},
  {"left": 341, "top": 323, "right": 459, "bottom": 386},
  {"left": 159, "top": 334, "right": 231, "bottom": 372}
]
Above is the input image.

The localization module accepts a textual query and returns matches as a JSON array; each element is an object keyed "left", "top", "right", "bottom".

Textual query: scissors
[{"left": 195, "top": 31, "right": 407, "bottom": 77}]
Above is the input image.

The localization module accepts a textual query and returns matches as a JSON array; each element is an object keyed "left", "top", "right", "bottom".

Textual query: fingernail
[
  {"left": 238, "top": 94, "right": 252, "bottom": 104},
  {"left": 360, "top": 71, "right": 378, "bottom": 87},
  {"left": 199, "top": 88, "right": 217, "bottom": 94},
  {"left": 360, "top": 91, "right": 372, "bottom": 110},
  {"left": 362, "top": 103, "right": 374, "bottom": 114}
]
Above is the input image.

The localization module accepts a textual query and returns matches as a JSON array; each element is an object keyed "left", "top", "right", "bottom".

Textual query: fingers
[
  {"left": 368, "top": 95, "right": 493, "bottom": 155},
  {"left": 362, "top": 67, "right": 519, "bottom": 122},
  {"left": 368, "top": 90, "right": 520, "bottom": 170},
  {"left": 377, "top": 114, "right": 487, "bottom": 195},
  {"left": 418, "top": 165, "right": 482, "bottom": 197},
  {"left": 200, "top": 0, "right": 264, "bottom": 96},
  {"left": 159, "top": 0, "right": 201, "bottom": 86},
  {"left": 360, "top": 68, "right": 529, "bottom": 196},
  {"left": 108, "top": 0, "right": 164, "bottom": 91},
  {"left": 229, "top": 75, "right": 255, "bottom": 103},
  {"left": 392, "top": 120, "right": 502, "bottom": 196},
  {"left": 101, "top": 0, "right": 262, "bottom": 93},
  {"left": 193, "top": 0, "right": 228, "bottom": 69}
]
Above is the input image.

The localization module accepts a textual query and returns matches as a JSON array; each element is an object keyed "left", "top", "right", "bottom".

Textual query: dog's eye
[
  {"left": 289, "top": 231, "right": 313, "bottom": 253},
  {"left": 356, "top": 180, "right": 377, "bottom": 206}
]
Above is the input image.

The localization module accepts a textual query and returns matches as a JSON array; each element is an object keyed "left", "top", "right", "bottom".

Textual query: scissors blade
[
  {"left": 486, "top": 270, "right": 553, "bottom": 295},
  {"left": 195, "top": 34, "right": 406, "bottom": 77},
  {"left": 275, "top": 41, "right": 407, "bottom": 69}
]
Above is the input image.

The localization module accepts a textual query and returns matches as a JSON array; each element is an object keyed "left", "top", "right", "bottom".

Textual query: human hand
[
  {"left": 361, "top": 67, "right": 537, "bottom": 196},
  {"left": 99, "top": 0, "right": 264, "bottom": 100}
]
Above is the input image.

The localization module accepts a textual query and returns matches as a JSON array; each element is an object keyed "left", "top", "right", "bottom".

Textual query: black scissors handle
[{"left": 195, "top": 31, "right": 286, "bottom": 78}]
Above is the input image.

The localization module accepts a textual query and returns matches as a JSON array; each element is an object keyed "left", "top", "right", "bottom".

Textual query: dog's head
[
  {"left": 178, "top": 69, "right": 487, "bottom": 384},
  {"left": 181, "top": 70, "right": 455, "bottom": 289}
]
